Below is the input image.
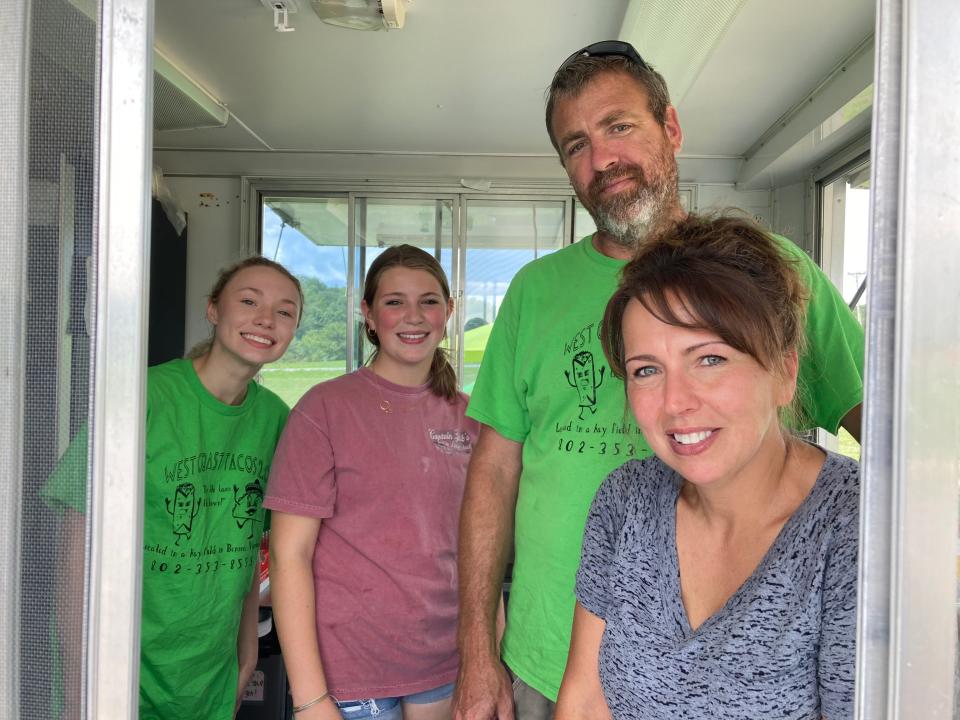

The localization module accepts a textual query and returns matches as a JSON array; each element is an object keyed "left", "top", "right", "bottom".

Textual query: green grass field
[{"left": 259, "top": 361, "right": 347, "bottom": 407}]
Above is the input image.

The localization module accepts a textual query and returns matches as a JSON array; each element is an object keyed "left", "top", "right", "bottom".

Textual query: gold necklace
[{"left": 369, "top": 367, "right": 422, "bottom": 415}]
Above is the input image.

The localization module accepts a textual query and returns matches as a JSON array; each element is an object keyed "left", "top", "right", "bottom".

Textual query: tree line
[{"left": 285, "top": 276, "right": 348, "bottom": 362}]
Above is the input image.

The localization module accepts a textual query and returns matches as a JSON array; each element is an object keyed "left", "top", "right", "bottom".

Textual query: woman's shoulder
[
  {"left": 809, "top": 451, "right": 860, "bottom": 525},
  {"left": 596, "top": 456, "right": 678, "bottom": 511},
  {"left": 146, "top": 358, "right": 193, "bottom": 402},
  {"left": 778, "top": 450, "right": 859, "bottom": 582},
  {"left": 147, "top": 357, "right": 189, "bottom": 383},
  {"left": 295, "top": 369, "right": 369, "bottom": 407},
  {"left": 251, "top": 381, "right": 290, "bottom": 419},
  {"left": 607, "top": 455, "right": 675, "bottom": 486},
  {"left": 454, "top": 389, "right": 479, "bottom": 418}
]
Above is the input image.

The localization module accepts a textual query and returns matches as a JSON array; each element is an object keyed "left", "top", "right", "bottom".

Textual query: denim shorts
[{"left": 334, "top": 681, "right": 455, "bottom": 720}]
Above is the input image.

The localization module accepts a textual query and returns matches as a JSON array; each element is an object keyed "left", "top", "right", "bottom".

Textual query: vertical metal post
[
  {"left": 889, "top": 0, "right": 960, "bottom": 713},
  {"left": 346, "top": 193, "right": 356, "bottom": 374},
  {"left": 0, "top": 1, "right": 30, "bottom": 717},
  {"left": 854, "top": 1, "right": 900, "bottom": 716},
  {"left": 452, "top": 197, "right": 465, "bottom": 385},
  {"left": 857, "top": 0, "right": 960, "bottom": 717},
  {"left": 434, "top": 199, "right": 443, "bottom": 260},
  {"left": 87, "top": 0, "right": 153, "bottom": 717}
]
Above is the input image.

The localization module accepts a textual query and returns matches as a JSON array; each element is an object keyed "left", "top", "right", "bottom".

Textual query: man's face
[{"left": 551, "top": 71, "right": 683, "bottom": 246}]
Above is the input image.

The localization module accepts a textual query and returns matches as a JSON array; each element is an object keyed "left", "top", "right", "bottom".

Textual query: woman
[
  {"left": 44, "top": 256, "right": 303, "bottom": 719},
  {"left": 266, "top": 245, "right": 479, "bottom": 720},
  {"left": 556, "top": 216, "right": 859, "bottom": 720}
]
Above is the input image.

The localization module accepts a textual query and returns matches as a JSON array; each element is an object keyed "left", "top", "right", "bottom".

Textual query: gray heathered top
[{"left": 576, "top": 451, "right": 859, "bottom": 720}]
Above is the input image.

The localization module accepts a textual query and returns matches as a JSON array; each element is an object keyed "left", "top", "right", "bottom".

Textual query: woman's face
[
  {"left": 621, "top": 296, "right": 796, "bottom": 488},
  {"left": 207, "top": 265, "right": 300, "bottom": 369},
  {"left": 362, "top": 266, "right": 453, "bottom": 383}
]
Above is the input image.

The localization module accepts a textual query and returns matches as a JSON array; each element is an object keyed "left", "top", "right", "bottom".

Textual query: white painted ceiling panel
[
  {"left": 153, "top": 0, "right": 629, "bottom": 154},
  {"left": 154, "top": 0, "right": 875, "bottom": 165},
  {"left": 676, "top": 0, "right": 875, "bottom": 156}
]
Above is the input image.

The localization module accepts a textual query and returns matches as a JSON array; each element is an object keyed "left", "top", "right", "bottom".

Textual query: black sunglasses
[{"left": 557, "top": 40, "right": 651, "bottom": 74}]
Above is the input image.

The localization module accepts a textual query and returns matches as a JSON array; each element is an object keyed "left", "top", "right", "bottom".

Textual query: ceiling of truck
[{"left": 153, "top": 0, "right": 875, "bottom": 167}]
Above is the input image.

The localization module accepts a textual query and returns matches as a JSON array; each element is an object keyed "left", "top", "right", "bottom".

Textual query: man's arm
[
  {"left": 453, "top": 425, "right": 523, "bottom": 720},
  {"left": 840, "top": 402, "right": 862, "bottom": 444},
  {"left": 555, "top": 603, "right": 612, "bottom": 720}
]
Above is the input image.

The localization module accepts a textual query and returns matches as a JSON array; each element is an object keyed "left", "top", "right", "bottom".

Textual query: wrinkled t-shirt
[{"left": 577, "top": 451, "right": 859, "bottom": 720}]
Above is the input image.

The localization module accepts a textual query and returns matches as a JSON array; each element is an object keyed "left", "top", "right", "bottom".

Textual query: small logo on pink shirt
[{"left": 429, "top": 428, "right": 473, "bottom": 455}]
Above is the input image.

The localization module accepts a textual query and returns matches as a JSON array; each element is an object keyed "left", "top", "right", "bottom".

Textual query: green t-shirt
[
  {"left": 43, "top": 358, "right": 289, "bottom": 720},
  {"left": 466, "top": 234, "right": 864, "bottom": 700}
]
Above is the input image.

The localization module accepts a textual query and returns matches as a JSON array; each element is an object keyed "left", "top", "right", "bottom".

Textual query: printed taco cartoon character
[
  {"left": 166, "top": 483, "right": 200, "bottom": 546},
  {"left": 233, "top": 481, "right": 264, "bottom": 539},
  {"left": 565, "top": 350, "right": 605, "bottom": 420}
]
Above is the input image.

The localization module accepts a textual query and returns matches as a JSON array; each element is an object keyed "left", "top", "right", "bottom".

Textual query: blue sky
[
  {"left": 262, "top": 208, "right": 349, "bottom": 287},
  {"left": 261, "top": 205, "right": 563, "bottom": 290}
]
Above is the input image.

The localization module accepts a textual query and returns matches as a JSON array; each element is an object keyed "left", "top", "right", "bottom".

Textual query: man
[{"left": 453, "top": 41, "right": 864, "bottom": 720}]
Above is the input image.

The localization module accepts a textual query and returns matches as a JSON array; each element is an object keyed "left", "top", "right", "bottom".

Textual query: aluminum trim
[
  {"left": 890, "top": 0, "right": 960, "bottom": 713},
  {"left": 87, "top": 0, "right": 153, "bottom": 716},
  {"left": 0, "top": 1, "right": 30, "bottom": 716},
  {"left": 453, "top": 197, "right": 465, "bottom": 385},
  {"left": 854, "top": 0, "right": 900, "bottom": 717},
  {"left": 239, "top": 175, "right": 257, "bottom": 257},
  {"left": 346, "top": 194, "right": 357, "bottom": 373},
  {"left": 247, "top": 178, "right": 577, "bottom": 196}
]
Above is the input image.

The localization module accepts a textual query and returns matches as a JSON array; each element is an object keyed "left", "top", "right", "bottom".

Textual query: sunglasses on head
[{"left": 557, "top": 40, "right": 651, "bottom": 74}]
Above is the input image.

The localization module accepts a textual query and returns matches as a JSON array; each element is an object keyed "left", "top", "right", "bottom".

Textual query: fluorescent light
[{"left": 311, "top": 0, "right": 406, "bottom": 31}]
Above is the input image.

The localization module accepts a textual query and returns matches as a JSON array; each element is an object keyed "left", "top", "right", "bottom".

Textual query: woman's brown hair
[
  {"left": 600, "top": 214, "right": 809, "bottom": 422},
  {"left": 362, "top": 244, "right": 458, "bottom": 402}
]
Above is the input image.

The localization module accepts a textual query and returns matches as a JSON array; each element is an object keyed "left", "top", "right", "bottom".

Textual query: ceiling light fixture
[
  {"left": 311, "top": 0, "right": 407, "bottom": 31},
  {"left": 261, "top": 0, "right": 298, "bottom": 33}
]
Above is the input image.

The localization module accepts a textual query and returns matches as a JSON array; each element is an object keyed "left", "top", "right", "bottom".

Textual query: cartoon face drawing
[
  {"left": 165, "top": 483, "right": 200, "bottom": 545},
  {"left": 574, "top": 361, "right": 593, "bottom": 390},
  {"left": 565, "top": 351, "right": 605, "bottom": 420},
  {"left": 233, "top": 482, "right": 264, "bottom": 538}
]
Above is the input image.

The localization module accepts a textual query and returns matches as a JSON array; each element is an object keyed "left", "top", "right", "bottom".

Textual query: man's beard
[{"left": 584, "top": 158, "right": 678, "bottom": 250}]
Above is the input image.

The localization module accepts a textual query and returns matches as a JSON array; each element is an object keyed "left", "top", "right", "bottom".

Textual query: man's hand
[
  {"left": 454, "top": 425, "right": 523, "bottom": 719},
  {"left": 452, "top": 656, "right": 514, "bottom": 720}
]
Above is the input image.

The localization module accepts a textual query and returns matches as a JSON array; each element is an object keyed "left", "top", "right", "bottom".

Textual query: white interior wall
[
  {"left": 771, "top": 181, "right": 809, "bottom": 250},
  {"left": 695, "top": 185, "right": 773, "bottom": 227},
  {"left": 162, "top": 176, "right": 243, "bottom": 350}
]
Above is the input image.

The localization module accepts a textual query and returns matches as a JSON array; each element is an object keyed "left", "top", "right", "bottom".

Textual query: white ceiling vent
[
  {"left": 153, "top": 50, "right": 229, "bottom": 132},
  {"left": 311, "top": 0, "right": 407, "bottom": 31}
]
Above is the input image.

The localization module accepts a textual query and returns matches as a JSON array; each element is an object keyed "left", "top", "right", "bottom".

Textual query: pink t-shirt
[{"left": 264, "top": 368, "right": 479, "bottom": 699}]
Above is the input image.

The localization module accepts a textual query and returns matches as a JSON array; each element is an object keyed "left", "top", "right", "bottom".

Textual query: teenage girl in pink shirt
[{"left": 266, "top": 245, "right": 479, "bottom": 720}]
